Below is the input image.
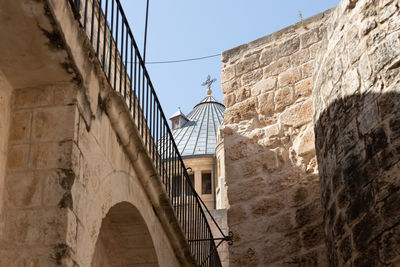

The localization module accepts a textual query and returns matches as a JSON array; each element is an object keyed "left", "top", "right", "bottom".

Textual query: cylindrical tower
[{"left": 313, "top": 0, "right": 400, "bottom": 265}]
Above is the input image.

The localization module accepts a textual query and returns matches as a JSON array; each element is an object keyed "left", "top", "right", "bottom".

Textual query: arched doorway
[{"left": 91, "top": 202, "right": 159, "bottom": 267}]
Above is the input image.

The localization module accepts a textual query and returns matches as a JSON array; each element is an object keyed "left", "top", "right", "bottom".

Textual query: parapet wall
[
  {"left": 313, "top": 0, "right": 400, "bottom": 265},
  {"left": 221, "top": 10, "right": 332, "bottom": 266}
]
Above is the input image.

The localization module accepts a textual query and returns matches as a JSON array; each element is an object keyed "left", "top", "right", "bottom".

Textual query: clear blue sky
[{"left": 120, "top": 0, "right": 339, "bottom": 119}]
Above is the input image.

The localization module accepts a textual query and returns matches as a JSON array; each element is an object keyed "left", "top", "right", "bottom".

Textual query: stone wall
[
  {"left": 221, "top": 10, "right": 332, "bottom": 266},
  {"left": 0, "top": 71, "right": 13, "bottom": 237},
  {"left": 208, "top": 209, "right": 229, "bottom": 267},
  {"left": 313, "top": 0, "right": 400, "bottom": 265},
  {"left": 0, "top": 0, "right": 197, "bottom": 266},
  {"left": 0, "top": 84, "right": 78, "bottom": 266}
]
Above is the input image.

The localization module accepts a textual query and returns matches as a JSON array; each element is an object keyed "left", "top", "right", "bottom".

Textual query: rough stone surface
[
  {"left": 0, "top": 1, "right": 194, "bottom": 266},
  {"left": 313, "top": 0, "right": 400, "bottom": 266},
  {"left": 221, "top": 10, "right": 332, "bottom": 266}
]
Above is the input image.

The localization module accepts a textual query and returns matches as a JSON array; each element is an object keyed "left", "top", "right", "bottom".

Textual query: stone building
[
  {"left": 170, "top": 90, "right": 225, "bottom": 210},
  {"left": 170, "top": 90, "right": 230, "bottom": 266},
  {"left": 220, "top": 0, "right": 400, "bottom": 266}
]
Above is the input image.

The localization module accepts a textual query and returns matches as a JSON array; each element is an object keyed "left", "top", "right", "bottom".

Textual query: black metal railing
[{"left": 70, "top": 0, "right": 228, "bottom": 266}]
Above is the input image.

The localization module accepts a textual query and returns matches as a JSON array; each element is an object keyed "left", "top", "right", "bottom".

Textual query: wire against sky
[{"left": 130, "top": 53, "right": 221, "bottom": 65}]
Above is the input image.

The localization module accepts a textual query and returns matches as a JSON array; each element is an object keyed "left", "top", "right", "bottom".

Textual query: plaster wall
[{"left": 221, "top": 10, "right": 332, "bottom": 266}]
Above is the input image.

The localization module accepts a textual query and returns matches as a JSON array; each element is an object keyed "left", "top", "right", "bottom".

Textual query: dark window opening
[
  {"left": 187, "top": 174, "right": 195, "bottom": 195},
  {"left": 172, "top": 176, "right": 182, "bottom": 197},
  {"left": 202, "top": 173, "right": 212, "bottom": 195}
]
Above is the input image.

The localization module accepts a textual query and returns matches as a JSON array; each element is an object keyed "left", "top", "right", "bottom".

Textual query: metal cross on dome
[{"left": 202, "top": 75, "right": 217, "bottom": 90}]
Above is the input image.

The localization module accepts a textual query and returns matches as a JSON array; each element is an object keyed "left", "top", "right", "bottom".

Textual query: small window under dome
[{"left": 202, "top": 172, "right": 212, "bottom": 195}]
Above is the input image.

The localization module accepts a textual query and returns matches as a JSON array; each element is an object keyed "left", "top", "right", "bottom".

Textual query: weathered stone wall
[
  {"left": 0, "top": 84, "right": 78, "bottom": 266},
  {"left": 0, "top": 0, "right": 197, "bottom": 266},
  {"left": 208, "top": 209, "right": 229, "bottom": 267},
  {"left": 313, "top": 0, "right": 400, "bottom": 265},
  {"left": 221, "top": 10, "right": 332, "bottom": 266},
  {"left": 0, "top": 71, "right": 13, "bottom": 239}
]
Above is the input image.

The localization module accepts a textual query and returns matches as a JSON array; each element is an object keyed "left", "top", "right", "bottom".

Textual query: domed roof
[{"left": 171, "top": 95, "right": 225, "bottom": 158}]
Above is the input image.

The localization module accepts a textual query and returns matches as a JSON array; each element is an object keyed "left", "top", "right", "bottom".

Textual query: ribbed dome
[{"left": 171, "top": 95, "right": 225, "bottom": 158}]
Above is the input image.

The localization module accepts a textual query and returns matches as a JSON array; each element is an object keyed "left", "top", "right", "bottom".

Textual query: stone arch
[
  {"left": 91, "top": 201, "right": 159, "bottom": 267},
  {"left": 73, "top": 171, "right": 180, "bottom": 267}
]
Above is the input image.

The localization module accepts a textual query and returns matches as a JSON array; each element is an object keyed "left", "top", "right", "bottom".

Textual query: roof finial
[{"left": 201, "top": 75, "right": 216, "bottom": 95}]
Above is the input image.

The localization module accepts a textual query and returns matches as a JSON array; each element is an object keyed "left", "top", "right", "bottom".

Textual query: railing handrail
[{"left": 71, "top": 0, "right": 224, "bottom": 266}]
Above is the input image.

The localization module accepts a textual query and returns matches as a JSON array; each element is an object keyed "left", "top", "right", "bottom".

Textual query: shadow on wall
[
  {"left": 314, "top": 90, "right": 400, "bottom": 266},
  {"left": 224, "top": 119, "right": 328, "bottom": 266}
]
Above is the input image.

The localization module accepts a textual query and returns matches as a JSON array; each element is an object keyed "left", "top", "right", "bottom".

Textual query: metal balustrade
[{"left": 70, "top": 0, "right": 229, "bottom": 265}]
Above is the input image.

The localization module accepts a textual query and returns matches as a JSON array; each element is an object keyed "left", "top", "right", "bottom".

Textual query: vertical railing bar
[
  {"left": 96, "top": 0, "right": 102, "bottom": 55},
  {"left": 162, "top": 125, "right": 166, "bottom": 184},
  {"left": 152, "top": 93, "right": 155, "bottom": 161},
  {"left": 129, "top": 40, "right": 133, "bottom": 111},
  {"left": 167, "top": 133, "right": 171, "bottom": 197},
  {"left": 155, "top": 104, "right": 158, "bottom": 169},
  {"left": 137, "top": 58, "right": 141, "bottom": 131},
  {"left": 83, "top": 0, "right": 89, "bottom": 29},
  {"left": 124, "top": 29, "right": 128, "bottom": 98},
  {"left": 180, "top": 164, "right": 183, "bottom": 225},
  {"left": 183, "top": 173, "right": 186, "bottom": 235},
  {"left": 173, "top": 151, "right": 177, "bottom": 209},
  {"left": 145, "top": 82, "right": 149, "bottom": 147},
  {"left": 133, "top": 52, "right": 137, "bottom": 119},
  {"left": 119, "top": 19, "right": 124, "bottom": 94},
  {"left": 177, "top": 160, "right": 180, "bottom": 221},
  {"left": 90, "top": 0, "right": 95, "bottom": 43},
  {"left": 141, "top": 72, "right": 145, "bottom": 137},
  {"left": 102, "top": 0, "right": 108, "bottom": 67},
  {"left": 149, "top": 90, "right": 153, "bottom": 156},
  {"left": 108, "top": 0, "right": 114, "bottom": 79},
  {"left": 113, "top": 7, "right": 119, "bottom": 90}
]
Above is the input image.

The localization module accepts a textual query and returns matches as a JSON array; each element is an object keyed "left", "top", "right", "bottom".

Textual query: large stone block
[
  {"left": 7, "top": 144, "right": 30, "bottom": 171},
  {"left": 257, "top": 92, "right": 274, "bottom": 115},
  {"left": 294, "top": 78, "right": 312, "bottom": 99},
  {"left": 30, "top": 141, "right": 72, "bottom": 169},
  {"left": 370, "top": 32, "right": 400, "bottom": 72},
  {"left": 4, "top": 209, "right": 66, "bottom": 246},
  {"left": 228, "top": 177, "right": 267, "bottom": 203},
  {"left": 293, "top": 126, "right": 315, "bottom": 156},
  {"left": 300, "top": 28, "right": 320, "bottom": 48},
  {"left": 274, "top": 87, "right": 294, "bottom": 111},
  {"left": 33, "top": 106, "right": 76, "bottom": 142},
  {"left": 13, "top": 87, "right": 53, "bottom": 109},
  {"left": 221, "top": 65, "right": 236, "bottom": 82},
  {"left": 279, "top": 37, "right": 300, "bottom": 57},
  {"left": 9, "top": 110, "right": 32, "bottom": 143},
  {"left": 236, "top": 54, "right": 260, "bottom": 75},
  {"left": 263, "top": 56, "right": 291, "bottom": 77},
  {"left": 251, "top": 77, "right": 276, "bottom": 96},
  {"left": 278, "top": 68, "right": 301, "bottom": 87},
  {"left": 279, "top": 100, "right": 312, "bottom": 128},
  {"left": 250, "top": 196, "right": 285, "bottom": 217},
  {"left": 5, "top": 171, "right": 42, "bottom": 208},
  {"left": 263, "top": 231, "right": 301, "bottom": 263}
]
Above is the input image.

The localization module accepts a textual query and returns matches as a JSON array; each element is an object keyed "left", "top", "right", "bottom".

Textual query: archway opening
[{"left": 91, "top": 202, "right": 159, "bottom": 267}]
